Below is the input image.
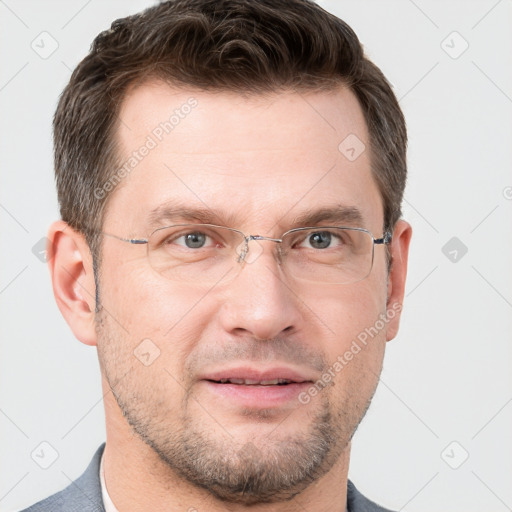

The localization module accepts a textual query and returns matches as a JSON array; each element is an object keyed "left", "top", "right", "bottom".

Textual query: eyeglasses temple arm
[
  {"left": 374, "top": 232, "right": 392, "bottom": 245},
  {"left": 101, "top": 232, "right": 149, "bottom": 245}
]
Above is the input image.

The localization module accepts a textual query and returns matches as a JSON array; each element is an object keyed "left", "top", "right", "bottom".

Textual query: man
[{"left": 24, "top": 0, "right": 411, "bottom": 510}]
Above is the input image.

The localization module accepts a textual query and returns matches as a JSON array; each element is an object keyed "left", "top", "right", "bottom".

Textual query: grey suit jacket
[{"left": 22, "top": 443, "right": 394, "bottom": 511}]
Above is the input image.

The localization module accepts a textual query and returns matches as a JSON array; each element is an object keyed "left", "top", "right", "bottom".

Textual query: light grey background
[{"left": 1, "top": 1, "right": 511, "bottom": 511}]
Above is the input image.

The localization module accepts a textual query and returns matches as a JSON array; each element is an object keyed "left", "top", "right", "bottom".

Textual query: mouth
[
  {"left": 201, "top": 366, "right": 312, "bottom": 385},
  {"left": 199, "top": 367, "right": 314, "bottom": 408},
  {"left": 207, "top": 378, "right": 304, "bottom": 386}
]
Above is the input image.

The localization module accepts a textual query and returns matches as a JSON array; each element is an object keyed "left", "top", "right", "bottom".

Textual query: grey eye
[
  {"left": 307, "top": 231, "right": 332, "bottom": 249},
  {"left": 183, "top": 232, "right": 207, "bottom": 248}
]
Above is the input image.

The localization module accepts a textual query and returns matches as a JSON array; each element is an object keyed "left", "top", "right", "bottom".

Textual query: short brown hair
[{"left": 54, "top": 0, "right": 407, "bottom": 260}]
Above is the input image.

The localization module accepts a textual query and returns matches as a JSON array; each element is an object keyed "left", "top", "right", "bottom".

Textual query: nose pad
[
  {"left": 235, "top": 237, "right": 265, "bottom": 265},
  {"left": 235, "top": 238, "right": 249, "bottom": 264},
  {"left": 275, "top": 244, "right": 284, "bottom": 265}
]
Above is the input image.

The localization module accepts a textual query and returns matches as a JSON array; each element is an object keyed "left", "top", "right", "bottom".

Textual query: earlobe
[
  {"left": 386, "top": 220, "right": 412, "bottom": 341},
  {"left": 47, "top": 220, "right": 98, "bottom": 346}
]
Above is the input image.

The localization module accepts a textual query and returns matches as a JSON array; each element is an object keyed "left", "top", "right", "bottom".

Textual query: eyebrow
[
  {"left": 289, "top": 206, "right": 364, "bottom": 229},
  {"left": 146, "top": 200, "right": 232, "bottom": 231},
  {"left": 145, "top": 200, "right": 365, "bottom": 233}
]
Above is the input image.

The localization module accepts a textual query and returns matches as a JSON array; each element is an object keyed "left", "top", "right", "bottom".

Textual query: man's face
[{"left": 95, "top": 81, "right": 402, "bottom": 503}]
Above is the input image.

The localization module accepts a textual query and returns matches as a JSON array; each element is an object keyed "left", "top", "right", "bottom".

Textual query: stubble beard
[{"left": 96, "top": 307, "right": 377, "bottom": 505}]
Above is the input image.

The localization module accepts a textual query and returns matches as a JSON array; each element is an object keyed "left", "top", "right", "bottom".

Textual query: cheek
[
  {"left": 101, "top": 261, "right": 196, "bottom": 330},
  {"left": 301, "top": 280, "right": 387, "bottom": 342},
  {"left": 98, "top": 263, "right": 213, "bottom": 373},
  {"left": 315, "top": 287, "right": 387, "bottom": 403},
  {"left": 301, "top": 281, "right": 388, "bottom": 393}
]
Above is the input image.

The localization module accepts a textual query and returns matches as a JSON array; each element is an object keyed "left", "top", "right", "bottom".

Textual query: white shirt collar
[{"left": 99, "top": 448, "right": 120, "bottom": 512}]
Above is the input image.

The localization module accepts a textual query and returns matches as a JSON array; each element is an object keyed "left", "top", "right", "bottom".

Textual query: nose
[{"left": 218, "top": 245, "right": 302, "bottom": 341}]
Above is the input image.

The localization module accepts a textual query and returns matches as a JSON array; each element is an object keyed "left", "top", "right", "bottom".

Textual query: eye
[
  {"left": 152, "top": 225, "right": 232, "bottom": 253},
  {"left": 300, "top": 230, "right": 342, "bottom": 250},
  {"left": 173, "top": 231, "right": 213, "bottom": 249}
]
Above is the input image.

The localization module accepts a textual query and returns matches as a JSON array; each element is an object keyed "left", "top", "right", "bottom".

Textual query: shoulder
[
  {"left": 347, "top": 480, "right": 396, "bottom": 512},
  {"left": 20, "top": 444, "right": 106, "bottom": 512}
]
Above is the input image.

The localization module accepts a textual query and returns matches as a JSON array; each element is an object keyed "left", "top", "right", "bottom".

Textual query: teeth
[
  {"left": 260, "top": 379, "right": 280, "bottom": 385},
  {"left": 217, "top": 378, "right": 292, "bottom": 385},
  {"left": 227, "top": 378, "right": 245, "bottom": 385},
  {"left": 240, "top": 378, "right": 260, "bottom": 385}
]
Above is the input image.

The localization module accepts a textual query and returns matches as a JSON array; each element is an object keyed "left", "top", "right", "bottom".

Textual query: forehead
[{"left": 106, "top": 81, "right": 383, "bottom": 233}]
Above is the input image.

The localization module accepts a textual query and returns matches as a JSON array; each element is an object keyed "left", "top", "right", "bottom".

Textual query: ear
[
  {"left": 47, "top": 220, "right": 98, "bottom": 346},
  {"left": 385, "top": 219, "right": 412, "bottom": 341}
]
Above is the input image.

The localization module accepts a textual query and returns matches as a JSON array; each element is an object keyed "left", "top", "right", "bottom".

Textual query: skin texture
[{"left": 48, "top": 82, "right": 412, "bottom": 512}]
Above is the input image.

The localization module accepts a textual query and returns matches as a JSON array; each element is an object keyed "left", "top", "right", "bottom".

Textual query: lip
[
  {"left": 202, "top": 381, "right": 311, "bottom": 408},
  {"left": 198, "top": 366, "right": 315, "bottom": 409},
  {"left": 200, "top": 366, "right": 314, "bottom": 384}
]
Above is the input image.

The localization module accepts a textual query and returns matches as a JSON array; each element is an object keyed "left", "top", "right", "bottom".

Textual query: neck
[{"left": 101, "top": 378, "right": 350, "bottom": 512}]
